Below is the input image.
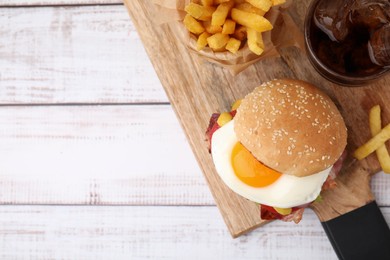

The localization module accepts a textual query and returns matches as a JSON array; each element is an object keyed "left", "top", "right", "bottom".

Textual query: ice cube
[
  {"left": 313, "top": 0, "right": 354, "bottom": 41},
  {"left": 369, "top": 24, "right": 390, "bottom": 67},
  {"left": 351, "top": 1, "right": 390, "bottom": 30}
]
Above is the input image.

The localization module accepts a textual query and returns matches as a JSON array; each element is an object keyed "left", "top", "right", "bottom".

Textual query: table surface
[{"left": 0, "top": 1, "right": 389, "bottom": 259}]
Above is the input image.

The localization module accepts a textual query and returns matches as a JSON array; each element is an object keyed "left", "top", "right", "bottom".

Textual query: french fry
[
  {"left": 272, "top": 0, "right": 286, "bottom": 6},
  {"left": 222, "top": 19, "right": 236, "bottom": 34},
  {"left": 231, "top": 8, "right": 273, "bottom": 32},
  {"left": 232, "top": 25, "right": 247, "bottom": 40},
  {"left": 183, "top": 0, "right": 274, "bottom": 55},
  {"left": 197, "top": 32, "right": 212, "bottom": 50},
  {"left": 247, "top": 28, "right": 264, "bottom": 55},
  {"left": 370, "top": 105, "right": 382, "bottom": 136},
  {"left": 217, "top": 112, "right": 233, "bottom": 126},
  {"left": 235, "top": 2, "right": 266, "bottom": 16},
  {"left": 184, "top": 14, "right": 205, "bottom": 35},
  {"left": 212, "top": 46, "right": 227, "bottom": 52},
  {"left": 185, "top": 3, "right": 216, "bottom": 21},
  {"left": 369, "top": 105, "right": 390, "bottom": 173},
  {"left": 207, "top": 33, "right": 230, "bottom": 50},
  {"left": 257, "top": 31, "right": 264, "bottom": 48},
  {"left": 211, "top": 1, "right": 234, "bottom": 26},
  {"left": 226, "top": 37, "right": 241, "bottom": 53},
  {"left": 185, "top": 3, "right": 204, "bottom": 18},
  {"left": 354, "top": 123, "right": 390, "bottom": 160},
  {"left": 231, "top": 99, "right": 242, "bottom": 110},
  {"left": 214, "top": 0, "right": 231, "bottom": 4},
  {"left": 203, "top": 21, "right": 223, "bottom": 34},
  {"left": 246, "top": 0, "right": 273, "bottom": 12},
  {"left": 274, "top": 207, "right": 292, "bottom": 216},
  {"left": 201, "top": 0, "right": 214, "bottom": 6}
]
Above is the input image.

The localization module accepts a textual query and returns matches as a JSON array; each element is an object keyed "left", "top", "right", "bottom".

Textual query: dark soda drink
[{"left": 305, "top": 0, "right": 390, "bottom": 84}]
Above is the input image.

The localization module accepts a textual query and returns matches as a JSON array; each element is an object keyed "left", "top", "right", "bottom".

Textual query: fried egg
[{"left": 211, "top": 120, "right": 331, "bottom": 208}]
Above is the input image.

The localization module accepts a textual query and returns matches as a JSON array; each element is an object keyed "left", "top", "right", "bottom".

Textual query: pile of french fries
[
  {"left": 354, "top": 105, "right": 390, "bottom": 173},
  {"left": 183, "top": 0, "right": 285, "bottom": 55}
]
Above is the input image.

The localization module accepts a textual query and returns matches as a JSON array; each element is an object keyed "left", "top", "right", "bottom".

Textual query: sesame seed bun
[{"left": 234, "top": 79, "right": 347, "bottom": 177}]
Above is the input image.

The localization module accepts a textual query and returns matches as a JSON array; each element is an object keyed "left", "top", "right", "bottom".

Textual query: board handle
[{"left": 321, "top": 201, "right": 390, "bottom": 260}]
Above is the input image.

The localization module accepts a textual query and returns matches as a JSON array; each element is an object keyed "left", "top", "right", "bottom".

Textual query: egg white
[{"left": 211, "top": 120, "right": 331, "bottom": 208}]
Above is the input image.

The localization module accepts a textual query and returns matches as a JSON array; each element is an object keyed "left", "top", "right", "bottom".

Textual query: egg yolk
[{"left": 231, "top": 142, "right": 282, "bottom": 187}]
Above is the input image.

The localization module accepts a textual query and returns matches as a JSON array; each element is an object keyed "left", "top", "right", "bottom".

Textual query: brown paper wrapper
[{"left": 151, "top": 0, "right": 304, "bottom": 75}]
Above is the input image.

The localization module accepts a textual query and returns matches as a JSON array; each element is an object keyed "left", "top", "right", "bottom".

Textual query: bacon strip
[
  {"left": 281, "top": 208, "right": 305, "bottom": 223},
  {"left": 205, "top": 111, "right": 237, "bottom": 152},
  {"left": 260, "top": 204, "right": 306, "bottom": 224},
  {"left": 205, "top": 113, "right": 221, "bottom": 152},
  {"left": 321, "top": 150, "right": 347, "bottom": 191}
]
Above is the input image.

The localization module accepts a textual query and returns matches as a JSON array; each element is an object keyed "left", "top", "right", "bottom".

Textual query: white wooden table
[{"left": 0, "top": 1, "right": 389, "bottom": 259}]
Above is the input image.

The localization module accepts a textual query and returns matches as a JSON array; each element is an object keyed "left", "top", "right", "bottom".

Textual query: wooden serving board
[{"left": 124, "top": 0, "right": 390, "bottom": 237}]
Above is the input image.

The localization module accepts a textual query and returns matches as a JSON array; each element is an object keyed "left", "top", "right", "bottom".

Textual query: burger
[{"left": 206, "top": 79, "right": 347, "bottom": 223}]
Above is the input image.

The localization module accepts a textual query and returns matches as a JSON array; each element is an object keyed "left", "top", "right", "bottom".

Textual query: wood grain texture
[
  {"left": 0, "top": 5, "right": 167, "bottom": 104},
  {"left": 4, "top": 206, "right": 389, "bottom": 259},
  {"left": 124, "top": 0, "right": 390, "bottom": 237}
]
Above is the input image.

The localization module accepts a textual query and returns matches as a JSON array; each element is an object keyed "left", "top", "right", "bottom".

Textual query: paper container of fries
[{"left": 152, "top": 0, "right": 303, "bottom": 75}]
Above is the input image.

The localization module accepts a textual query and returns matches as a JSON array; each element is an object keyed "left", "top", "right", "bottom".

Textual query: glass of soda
[{"left": 304, "top": 0, "right": 390, "bottom": 86}]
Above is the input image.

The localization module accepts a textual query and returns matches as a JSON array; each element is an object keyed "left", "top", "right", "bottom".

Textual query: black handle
[{"left": 321, "top": 201, "right": 390, "bottom": 260}]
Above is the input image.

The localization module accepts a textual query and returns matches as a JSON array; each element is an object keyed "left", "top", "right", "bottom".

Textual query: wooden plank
[
  {"left": 0, "top": 105, "right": 212, "bottom": 205},
  {"left": 0, "top": 104, "right": 389, "bottom": 205},
  {"left": 2, "top": 206, "right": 388, "bottom": 259},
  {"left": 124, "top": 0, "right": 390, "bottom": 236},
  {"left": 0, "top": 0, "right": 121, "bottom": 6},
  {"left": 0, "top": 5, "right": 167, "bottom": 104}
]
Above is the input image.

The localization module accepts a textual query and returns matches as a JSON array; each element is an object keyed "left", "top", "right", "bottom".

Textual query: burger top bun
[{"left": 234, "top": 79, "right": 347, "bottom": 177}]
